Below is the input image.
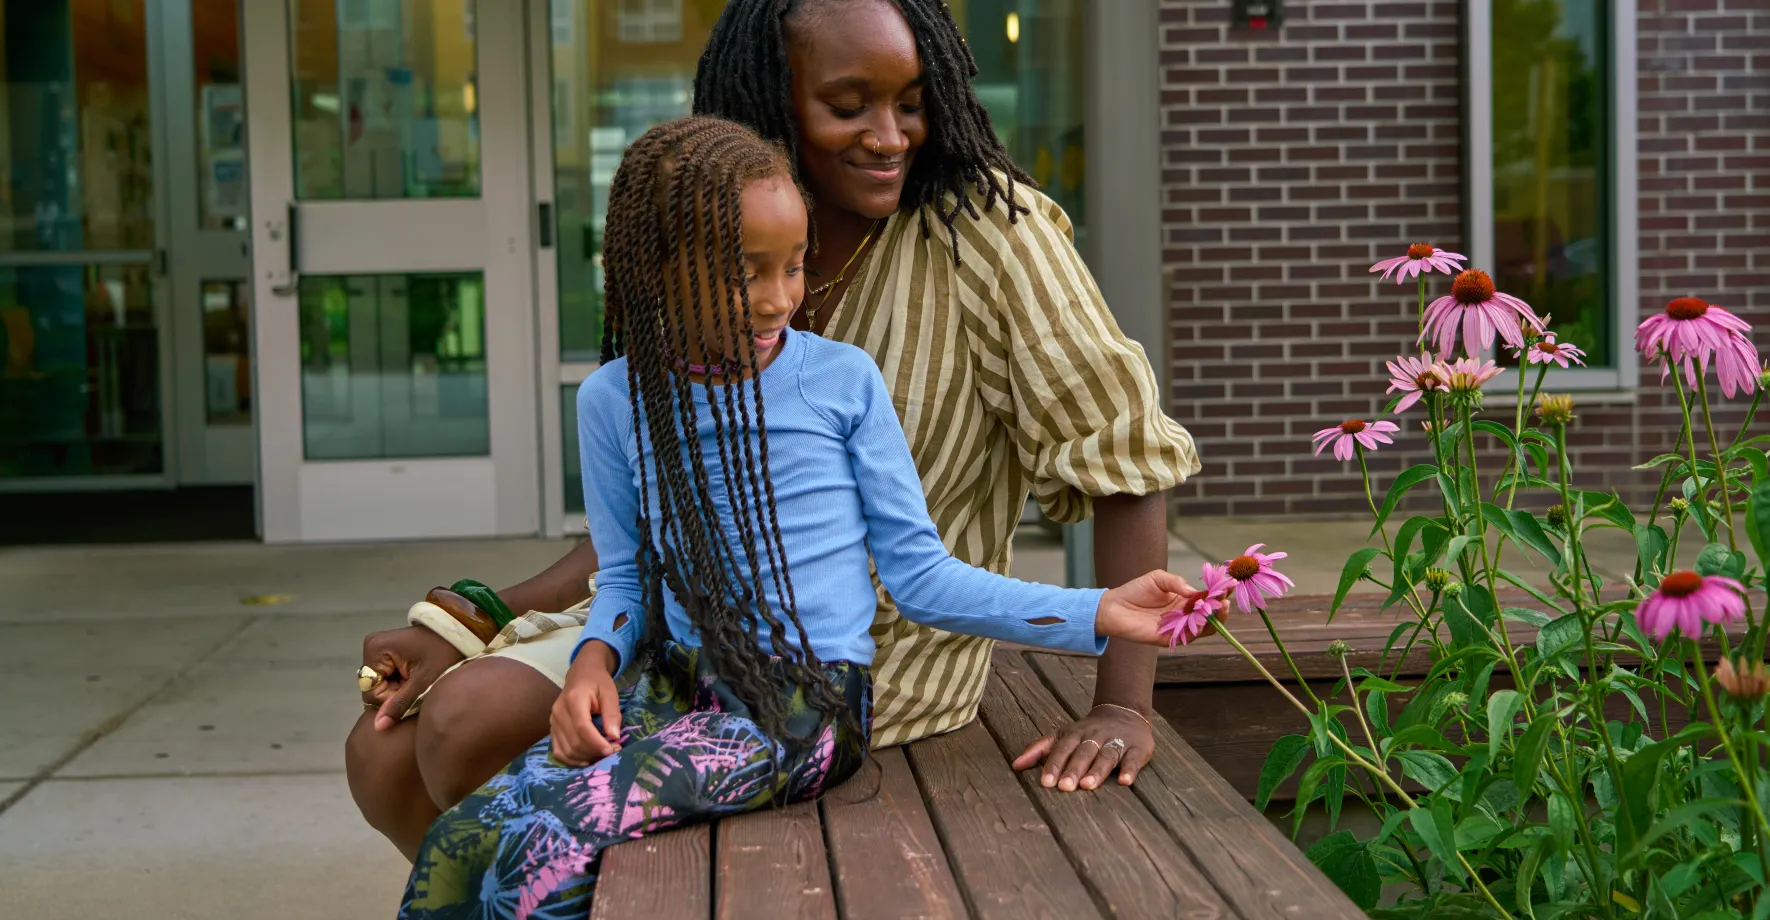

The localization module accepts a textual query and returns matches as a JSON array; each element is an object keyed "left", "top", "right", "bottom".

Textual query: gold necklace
[{"left": 805, "top": 218, "right": 881, "bottom": 330}]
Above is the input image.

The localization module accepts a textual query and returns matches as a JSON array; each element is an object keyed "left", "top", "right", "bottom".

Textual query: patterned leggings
[{"left": 399, "top": 642, "right": 870, "bottom": 920}]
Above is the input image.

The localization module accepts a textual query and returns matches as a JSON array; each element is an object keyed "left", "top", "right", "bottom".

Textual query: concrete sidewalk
[{"left": 0, "top": 515, "right": 1686, "bottom": 917}]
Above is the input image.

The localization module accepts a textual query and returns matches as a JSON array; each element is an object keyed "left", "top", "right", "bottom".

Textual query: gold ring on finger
[
  {"left": 1078, "top": 738, "right": 1102, "bottom": 750},
  {"left": 357, "top": 666, "right": 384, "bottom": 694}
]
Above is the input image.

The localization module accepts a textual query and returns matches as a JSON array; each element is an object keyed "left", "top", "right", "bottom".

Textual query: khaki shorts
[{"left": 403, "top": 604, "right": 590, "bottom": 719}]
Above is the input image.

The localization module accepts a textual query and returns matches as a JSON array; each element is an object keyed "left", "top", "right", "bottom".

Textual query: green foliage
[{"left": 1242, "top": 258, "right": 1770, "bottom": 918}]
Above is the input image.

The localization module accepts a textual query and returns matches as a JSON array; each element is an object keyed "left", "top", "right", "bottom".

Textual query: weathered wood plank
[
  {"left": 903, "top": 720, "right": 1102, "bottom": 920},
  {"left": 820, "top": 747, "right": 968, "bottom": 920},
  {"left": 978, "top": 652, "right": 1230, "bottom": 919},
  {"left": 716, "top": 801, "right": 837, "bottom": 920},
  {"left": 591, "top": 823, "right": 711, "bottom": 920},
  {"left": 1029, "top": 652, "right": 1365, "bottom": 920}
]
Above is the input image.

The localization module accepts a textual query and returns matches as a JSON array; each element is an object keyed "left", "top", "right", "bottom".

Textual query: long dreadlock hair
[
  {"left": 600, "top": 116, "right": 853, "bottom": 741},
  {"left": 692, "top": 0, "right": 1033, "bottom": 262}
]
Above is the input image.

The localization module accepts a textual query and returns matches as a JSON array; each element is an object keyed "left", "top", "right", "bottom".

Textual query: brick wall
[{"left": 1161, "top": 0, "right": 1770, "bottom": 518}]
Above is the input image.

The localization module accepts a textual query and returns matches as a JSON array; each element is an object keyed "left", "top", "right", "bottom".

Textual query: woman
[{"left": 347, "top": 0, "right": 1198, "bottom": 861}]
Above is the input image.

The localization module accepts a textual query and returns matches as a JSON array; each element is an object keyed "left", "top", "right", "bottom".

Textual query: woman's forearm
[
  {"left": 1090, "top": 492, "right": 1168, "bottom": 710},
  {"left": 496, "top": 539, "right": 601, "bottom": 616}
]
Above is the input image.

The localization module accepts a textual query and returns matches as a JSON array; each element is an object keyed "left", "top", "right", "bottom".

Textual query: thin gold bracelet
[{"left": 1092, "top": 701, "right": 1153, "bottom": 726}]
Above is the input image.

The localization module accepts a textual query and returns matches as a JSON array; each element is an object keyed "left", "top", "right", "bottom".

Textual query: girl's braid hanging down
[
  {"left": 600, "top": 117, "right": 853, "bottom": 740},
  {"left": 692, "top": 0, "right": 1033, "bottom": 260}
]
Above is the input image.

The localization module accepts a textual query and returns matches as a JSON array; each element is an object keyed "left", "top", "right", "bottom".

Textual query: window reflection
[
  {"left": 549, "top": 0, "right": 1087, "bottom": 362},
  {"left": 202, "top": 280, "right": 250, "bottom": 425},
  {"left": 193, "top": 0, "right": 245, "bottom": 230},
  {"left": 1492, "top": 0, "right": 1609, "bottom": 367}
]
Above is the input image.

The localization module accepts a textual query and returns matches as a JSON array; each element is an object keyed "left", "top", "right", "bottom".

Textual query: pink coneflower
[
  {"left": 1159, "top": 562, "right": 1234, "bottom": 648},
  {"left": 1225, "top": 544, "right": 1294, "bottom": 614},
  {"left": 1419, "top": 270, "right": 1544, "bottom": 358},
  {"left": 1312, "top": 419, "right": 1400, "bottom": 461},
  {"left": 1434, "top": 357, "right": 1504, "bottom": 394},
  {"left": 1637, "top": 297, "right": 1761, "bottom": 399},
  {"left": 1524, "top": 333, "right": 1587, "bottom": 368},
  {"left": 1385, "top": 354, "right": 1446, "bottom": 413},
  {"left": 1635, "top": 570, "right": 1747, "bottom": 641},
  {"left": 1370, "top": 243, "right": 1467, "bottom": 284}
]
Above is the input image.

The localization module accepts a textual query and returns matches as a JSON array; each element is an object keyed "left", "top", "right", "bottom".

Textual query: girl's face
[
  {"left": 785, "top": 0, "right": 928, "bottom": 221},
  {"left": 678, "top": 174, "right": 807, "bottom": 375}
]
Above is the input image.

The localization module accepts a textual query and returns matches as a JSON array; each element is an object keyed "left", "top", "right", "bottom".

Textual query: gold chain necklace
[{"left": 805, "top": 218, "right": 881, "bottom": 330}]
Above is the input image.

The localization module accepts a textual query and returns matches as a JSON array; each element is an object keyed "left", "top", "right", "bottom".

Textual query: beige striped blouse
[{"left": 825, "top": 182, "right": 1201, "bottom": 748}]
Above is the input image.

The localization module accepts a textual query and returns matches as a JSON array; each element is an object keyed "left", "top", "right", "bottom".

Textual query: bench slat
[
  {"left": 1030, "top": 652, "right": 1365, "bottom": 920},
  {"left": 904, "top": 718, "right": 1102, "bottom": 920},
  {"left": 716, "top": 800, "right": 837, "bottom": 920},
  {"left": 590, "top": 823, "right": 711, "bottom": 920},
  {"left": 978, "top": 653, "right": 1231, "bottom": 919},
  {"left": 820, "top": 746, "right": 968, "bottom": 920}
]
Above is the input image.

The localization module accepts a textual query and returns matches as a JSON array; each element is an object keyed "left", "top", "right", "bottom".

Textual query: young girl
[{"left": 399, "top": 117, "right": 1189, "bottom": 918}]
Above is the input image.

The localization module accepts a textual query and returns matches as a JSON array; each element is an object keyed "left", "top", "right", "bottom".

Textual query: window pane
[
  {"left": 0, "top": 0, "right": 154, "bottom": 252},
  {"left": 951, "top": 0, "right": 1086, "bottom": 228},
  {"left": 0, "top": 263, "right": 161, "bottom": 476},
  {"left": 202, "top": 280, "right": 251, "bottom": 425},
  {"left": 298, "top": 272, "right": 489, "bottom": 459},
  {"left": 1492, "top": 0, "right": 1610, "bottom": 367},
  {"left": 561, "top": 383, "right": 583, "bottom": 515},
  {"left": 290, "top": 0, "right": 481, "bottom": 201},
  {"left": 193, "top": 0, "right": 246, "bottom": 230},
  {"left": 547, "top": 0, "right": 1086, "bottom": 361}
]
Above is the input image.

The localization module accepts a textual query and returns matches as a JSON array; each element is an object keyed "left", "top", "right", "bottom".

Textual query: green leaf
[
  {"left": 1356, "top": 676, "right": 1412, "bottom": 694},
  {"left": 1749, "top": 480, "right": 1770, "bottom": 569},
  {"left": 1523, "top": 441, "right": 1553, "bottom": 481},
  {"left": 1254, "top": 734, "right": 1311, "bottom": 811},
  {"left": 1616, "top": 737, "right": 1680, "bottom": 860},
  {"left": 1435, "top": 421, "right": 1465, "bottom": 457},
  {"left": 1393, "top": 750, "right": 1460, "bottom": 796},
  {"left": 1535, "top": 613, "right": 1586, "bottom": 660},
  {"left": 1623, "top": 797, "right": 1745, "bottom": 867},
  {"left": 1501, "top": 606, "right": 1552, "bottom": 628},
  {"left": 1633, "top": 523, "right": 1670, "bottom": 585},
  {"left": 1546, "top": 791, "right": 1577, "bottom": 850},
  {"left": 1305, "top": 831, "right": 1381, "bottom": 910},
  {"left": 1633, "top": 452, "right": 1687, "bottom": 471},
  {"left": 1410, "top": 800, "right": 1466, "bottom": 883},
  {"left": 1370, "top": 464, "right": 1441, "bottom": 537},
  {"left": 1495, "top": 568, "right": 1569, "bottom": 614},
  {"left": 1481, "top": 503, "right": 1563, "bottom": 566},
  {"left": 1512, "top": 716, "right": 1554, "bottom": 796},
  {"left": 1696, "top": 542, "right": 1733, "bottom": 576},
  {"left": 1292, "top": 755, "right": 1344, "bottom": 837},
  {"left": 1331, "top": 547, "right": 1384, "bottom": 618},
  {"left": 1514, "top": 835, "right": 1552, "bottom": 914},
  {"left": 1580, "top": 490, "right": 1636, "bottom": 529},
  {"left": 1486, "top": 689, "right": 1523, "bottom": 758},
  {"left": 1442, "top": 591, "right": 1484, "bottom": 649}
]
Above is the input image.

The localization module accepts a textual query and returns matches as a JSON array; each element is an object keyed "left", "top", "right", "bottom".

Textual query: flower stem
[
  {"left": 1689, "top": 638, "right": 1770, "bottom": 883},
  {"left": 1211, "top": 615, "right": 1516, "bottom": 918},
  {"left": 1670, "top": 357, "right": 1718, "bottom": 543},
  {"left": 1258, "top": 607, "right": 1323, "bottom": 707},
  {"left": 1694, "top": 370, "right": 1740, "bottom": 552},
  {"left": 1462, "top": 400, "right": 1532, "bottom": 711}
]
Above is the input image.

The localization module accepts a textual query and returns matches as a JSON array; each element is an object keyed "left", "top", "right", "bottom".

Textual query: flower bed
[{"left": 1160, "top": 245, "right": 1770, "bottom": 918}]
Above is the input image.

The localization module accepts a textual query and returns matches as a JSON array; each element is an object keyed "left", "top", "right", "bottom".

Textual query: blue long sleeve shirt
[{"left": 574, "top": 330, "right": 1108, "bottom": 676}]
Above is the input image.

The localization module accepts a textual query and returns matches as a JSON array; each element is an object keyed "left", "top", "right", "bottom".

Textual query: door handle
[
  {"left": 270, "top": 203, "right": 300, "bottom": 296},
  {"left": 537, "top": 202, "right": 554, "bottom": 249}
]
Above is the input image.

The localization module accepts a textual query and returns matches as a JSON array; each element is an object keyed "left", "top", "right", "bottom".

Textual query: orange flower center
[
  {"left": 1535, "top": 341, "right": 1560, "bottom": 354},
  {"left": 1406, "top": 243, "right": 1435, "bottom": 260},
  {"left": 1227, "top": 555, "right": 1261, "bottom": 581},
  {"left": 1660, "top": 571, "right": 1704, "bottom": 598},
  {"left": 1415, "top": 371, "right": 1440, "bottom": 389},
  {"left": 1667, "top": 297, "right": 1709, "bottom": 320},
  {"left": 1451, "top": 269, "right": 1496, "bottom": 305},
  {"left": 1339, "top": 419, "right": 1367, "bottom": 434}
]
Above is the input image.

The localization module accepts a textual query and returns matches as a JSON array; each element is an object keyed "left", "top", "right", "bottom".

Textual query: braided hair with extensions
[
  {"left": 693, "top": 0, "right": 1032, "bottom": 260},
  {"left": 600, "top": 116, "right": 853, "bottom": 741}
]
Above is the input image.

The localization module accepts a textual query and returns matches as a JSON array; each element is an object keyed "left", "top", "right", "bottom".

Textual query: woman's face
[
  {"left": 677, "top": 174, "right": 807, "bottom": 374},
  {"left": 785, "top": 0, "right": 929, "bottom": 221}
]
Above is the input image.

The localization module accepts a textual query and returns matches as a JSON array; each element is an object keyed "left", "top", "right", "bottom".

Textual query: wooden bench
[{"left": 590, "top": 646, "right": 1364, "bottom": 919}]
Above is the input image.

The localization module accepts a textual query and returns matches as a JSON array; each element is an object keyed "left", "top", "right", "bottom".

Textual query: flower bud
[
  {"left": 1759, "top": 360, "right": 1770, "bottom": 393},
  {"left": 1535, "top": 394, "right": 1575, "bottom": 426},
  {"left": 1442, "top": 580, "right": 1465, "bottom": 598},
  {"left": 1432, "top": 691, "right": 1470, "bottom": 721},
  {"left": 1670, "top": 497, "right": 1690, "bottom": 513},
  {"left": 1327, "top": 639, "right": 1351, "bottom": 659},
  {"left": 1716, "top": 657, "right": 1770, "bottom": 701},
  {"left": 1546, "top": 504, "right": 1568, "bottom": 529},
  {"left": 1423, "top": 568, "right": 1451, "bottom": 592}
]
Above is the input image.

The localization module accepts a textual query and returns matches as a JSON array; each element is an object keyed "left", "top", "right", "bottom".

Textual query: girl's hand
[
  {"left": 551, "top": 641, "right": 624, "bottom": 766},
  {"left": 1094, "top": 570, "right": 1199, "bottom": 645}
]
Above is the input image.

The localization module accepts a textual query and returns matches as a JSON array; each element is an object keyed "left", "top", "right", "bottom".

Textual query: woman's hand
[
  {"left": 361, "top": 626, "right": 467, "bottom": 731},
  {"left": 1093, "top": 569, "right": 1199, "bottom": 645},
  {"left": 1012, "top": 703, "right": 1155, "bottom": 791},
  {"left": 550, "top": 641, "right": 624, "bottom": 767}
]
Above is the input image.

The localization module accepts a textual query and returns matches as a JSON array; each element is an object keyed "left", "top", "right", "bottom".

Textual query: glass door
[{"left": 245, "top": 0, "right": 539, "bottom": 542}]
